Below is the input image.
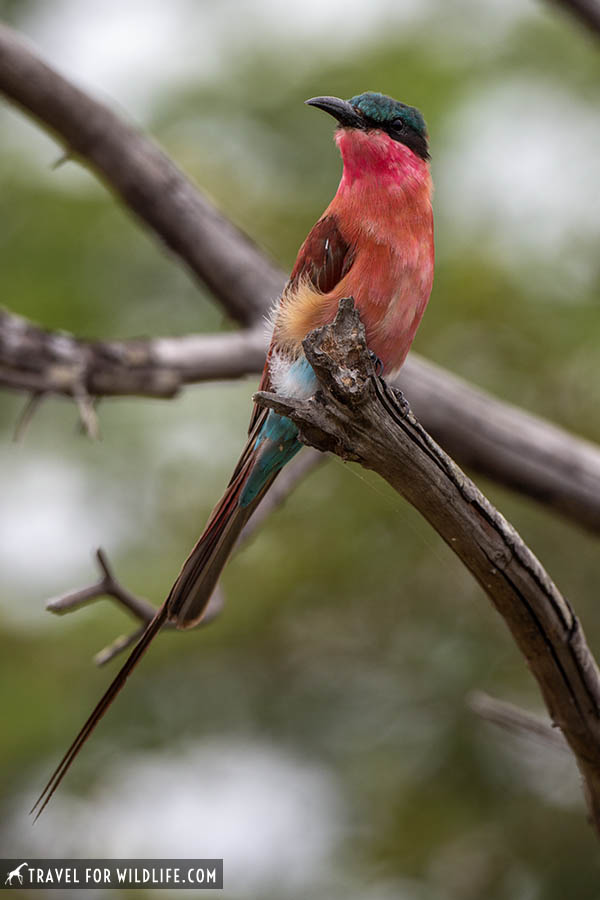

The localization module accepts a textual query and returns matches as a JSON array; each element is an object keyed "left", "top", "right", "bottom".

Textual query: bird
[{"left": 32, "top": 91, "right": 434, "bottom": 817}]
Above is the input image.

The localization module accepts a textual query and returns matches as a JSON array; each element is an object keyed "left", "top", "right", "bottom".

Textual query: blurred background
[{"left": 1, "top": 0, "right": 599, "bottom": 897}]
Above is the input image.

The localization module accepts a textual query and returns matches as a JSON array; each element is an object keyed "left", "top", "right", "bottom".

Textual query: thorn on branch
[
  {"left": 51, "top": 151, "right": 72, "bottom": 170},
  {"left": 468, "top": 690, "right": 568, "bottom": 753},
  {"left": 13, "top": 392, "right": 45, "bottom": 442},
  {"left": 94, "top": 624, "right": 146, "bottom": 666},
  {"left": 72, "top": 379, "right": 100, "bottom": 440}
]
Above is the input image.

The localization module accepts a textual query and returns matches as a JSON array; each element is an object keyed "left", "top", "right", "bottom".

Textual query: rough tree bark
[{"left": 255, "top": 298, "right": 600, "bottom": 838}]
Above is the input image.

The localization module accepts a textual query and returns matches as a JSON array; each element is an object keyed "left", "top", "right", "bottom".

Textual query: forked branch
[
  {"left": 45, "top": 450, "right": 324, "bottom": 664},
  {"left": 46, "top": 548, "right": 175, "bottom": 666}
]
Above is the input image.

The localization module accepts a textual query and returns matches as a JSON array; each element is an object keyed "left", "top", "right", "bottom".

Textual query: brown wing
[
  {"left": 249, "top": 214, "right": 354, "bottom": 431},
  {"left": 288, "top": 213, "right": 354, "bottom": 294}
]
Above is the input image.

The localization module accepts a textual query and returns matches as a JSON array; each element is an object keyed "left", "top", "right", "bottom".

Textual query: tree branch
[
  {"left": 398, "top": 355, "right": 600, "bottom": 534},
  {"left": 255, "top": 297, "right": 600, "bottom": 838},
  {"left": 0, "top": 309, "right": 267, "bottom": 398},
  {"left": 0, "top": 24, "right": 283, "bottom": 328},
  {"left": 547, "top": 0, "right": 600, "bottom": 36},
  {"left": 46, "top": 548, "right": 177, "bottom": 666},
  {"left": 2, "top": 21, "right": 600, "bottom": 535},
  {"left": 45, "top": 450, "right": 324, "bottom": 665},
  {"left": 3, "top": 303, "right": 600, "bottom": 533}
]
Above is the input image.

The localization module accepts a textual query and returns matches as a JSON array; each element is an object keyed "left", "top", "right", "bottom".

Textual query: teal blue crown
[{"left": 349, "top": 92, "right": 427, "bottom": 135}]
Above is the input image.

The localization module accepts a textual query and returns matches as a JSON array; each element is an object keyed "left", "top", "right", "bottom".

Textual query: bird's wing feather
[
  {"left": 249, "top": 214, "right": 354, "bottom": 431},
  {"left": 288, "top": 212, "right": 354, "bottom": 293}
]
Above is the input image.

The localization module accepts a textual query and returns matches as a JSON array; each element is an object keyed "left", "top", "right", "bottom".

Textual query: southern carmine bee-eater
[{"left": 33, "top": 91, "right": 434, "bottom": 817}]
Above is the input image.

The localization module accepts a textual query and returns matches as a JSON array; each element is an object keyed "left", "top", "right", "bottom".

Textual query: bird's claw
[{"left": 369, "top": 351, "right": 384, "bottom": 376}]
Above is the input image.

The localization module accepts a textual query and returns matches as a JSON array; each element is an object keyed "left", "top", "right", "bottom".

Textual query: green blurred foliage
[{"left": 1, "top": 3, "right": 600, "bottom": 898}]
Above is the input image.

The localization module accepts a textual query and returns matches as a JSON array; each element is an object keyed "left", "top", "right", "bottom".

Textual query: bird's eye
[{"left": 392, "top": 118, "right": 405, "bottom": 131}]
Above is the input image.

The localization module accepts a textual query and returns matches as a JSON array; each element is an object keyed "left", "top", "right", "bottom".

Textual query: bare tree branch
[
  {"left": 46, "top": 547, "right": 224, "bottom": 665},
  {"left": 1, "top": 21, "right": 600, "bottom": 536},
  {"left": 0, "top": 309, "right": 267, "bottom": 398},
  {"left": 0, "top": 24, "right": 283, "bottom": 328},
  {"left": 399, "top": 355, "right": 600, "bottom": 534},
  {"left": 254, "top": 298, "right": 600, "bottom": 838},
  {"left": 47, "top": 547, "right": 159, "bottom": 622},
  {"left": 547, "top": 0, "right": 600, "bottom": 36},
  {"left": 4, "top": 304, "right": 600, "bottom": 534},
  {"left": 45, "top": 450, "right": 324, "bottom": 665}
]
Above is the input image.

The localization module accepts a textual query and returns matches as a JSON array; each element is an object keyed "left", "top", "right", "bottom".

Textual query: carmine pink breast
[{"left": 326, "top": 128, "right": 434, "bottom": 372}]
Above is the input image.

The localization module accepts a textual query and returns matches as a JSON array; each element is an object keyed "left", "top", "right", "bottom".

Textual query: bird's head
[{"left": 306, "top": 91, "right": 429, "bottom": 165}]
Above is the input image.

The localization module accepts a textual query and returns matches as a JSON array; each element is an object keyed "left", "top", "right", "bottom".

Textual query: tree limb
[
  {"left": 255, "top": 297, "right": 600, "bottom": 838},
  {"left": 46, "top": 548, "right": 177, "bottom": 666},
  {"left": 547, "top": 0, "right": 600, "bottom": 36},
  {"left": 0, "top": 24, "right": 282, "bottom": 328},
  {"left": 2, "top": 22, "right": 600, "bottom": 535},
  {"left": 47, "top": 547, "right": 160, "bottom": 623},
  {"left": 398, "top": 355, "right": 600, "bottom": 534},
  {"left": 4, "top": 304, "right": 600, "bottom": 534},
  {"left": 0, "top": 309, "right": 267, "bottom": 398},
  {"left": 45, "top": 450, "right": 324, "bottom": 665}
]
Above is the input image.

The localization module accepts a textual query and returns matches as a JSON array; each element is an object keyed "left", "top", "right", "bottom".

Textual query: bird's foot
[{"left": 369, "top": 351, "right": 384, "bottom": 377}]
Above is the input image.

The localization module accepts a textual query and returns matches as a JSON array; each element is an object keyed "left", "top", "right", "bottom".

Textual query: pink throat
[{"left": 335, "top": 127, "right": 428, "bottom": 189}]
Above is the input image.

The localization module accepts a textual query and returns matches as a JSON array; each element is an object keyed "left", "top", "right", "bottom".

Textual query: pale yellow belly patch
[{"left": 274, "top": 280, "right": 338, "bottom": 349}]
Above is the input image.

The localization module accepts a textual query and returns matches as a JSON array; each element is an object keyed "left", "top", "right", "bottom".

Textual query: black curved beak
[{"left": 305, "top": 96, "right": 364, "bottom": 128}]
